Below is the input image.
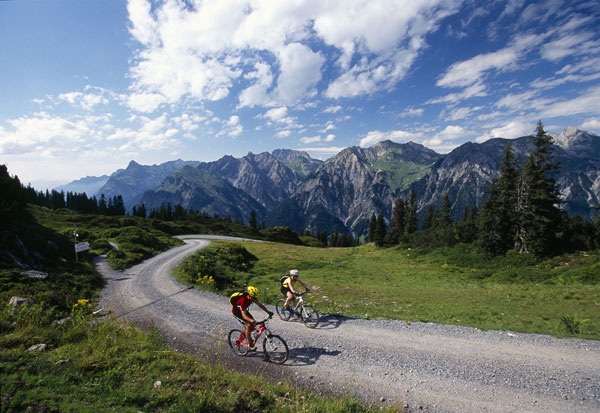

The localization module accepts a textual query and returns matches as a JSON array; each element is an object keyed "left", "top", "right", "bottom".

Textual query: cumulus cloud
[
  {"left": 359, "top": 129, "right": 424, "bottom": 147},
  {"left": 476, "top": 120, "right": 534, "bottom": 143},
  {"left": 580, "top": 118, "right": 600, "bottom": 131},
  {"left": 58, "top": 87, "right": 109, "bottom": 111},
  {"left": 126, "top": 0, "right": 463, "bottom": 110},
  {"left": 300, "top": 135, "right": 321, "bottom": 144}
]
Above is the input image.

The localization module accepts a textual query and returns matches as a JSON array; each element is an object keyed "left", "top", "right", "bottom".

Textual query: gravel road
[{"left": 97, "top": 236, "right": 600, "bottom": 412}]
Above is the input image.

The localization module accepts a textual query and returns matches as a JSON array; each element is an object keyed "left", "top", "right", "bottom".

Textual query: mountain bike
[
  {"left": 227, "top": 315, "right": 289, "bottom": 364},
  {"left": 276, "top": 290, "right": 320, "bottom": 328}
]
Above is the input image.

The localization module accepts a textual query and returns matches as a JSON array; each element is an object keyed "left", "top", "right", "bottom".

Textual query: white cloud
[
  {"left": 541, "top": 31, "right": 595, "bottom": 61},
  {"left": 126, "top": 92, "right": 167, "bottom": 113},
  {"left": 126, "top": 0, "right": 463, "bottom": 110},
  {"left": 300, "top": 135, "right": 321, "bottom": 144},
  {"left": 275, "top": 130, "right": 291, "bottom": 139},
  {"left": 58, "top": 88, "right": 109, "bottom": 111},
  {"left": 398, "top": 107, "right": 424, "bottom": 118},
  {"left": 216, "top": 115, "right": 243, "bottom": 138},
  {"left": 0, "top": 112, "right": 99, "bottom": 156},
  {"left": 324, "top": 134, "right": 335, "bottom": 142},
  {"left": 261, "top": 107, "right": 289, "bottom": 123},
  {"left": 323, "top": 105, "right": 342, "bottom": 114},
  {"left": 539, "top": 85, "right": 600, "bottom": 118},
  {"left": 322, "top": 120, "right": 335, "bottom": 133},
  {"left": 359, "top": 129, "right": 424, "bottom": 147},
  {"left": 476, "top": 120, "right": 534, "bottom": 143},
  {"left": 435, "top": 125, "right": 469, "bottom": 140},
  {"left": 581, "top": 118, "right": 600, "bottom": 131}
]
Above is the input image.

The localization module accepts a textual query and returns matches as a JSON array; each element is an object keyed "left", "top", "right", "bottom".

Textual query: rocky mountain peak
[{"left": 553, "top": 127, "right": 588, "bottom": 149}]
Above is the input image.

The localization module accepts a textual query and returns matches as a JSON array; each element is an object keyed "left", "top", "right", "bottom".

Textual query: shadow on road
[{"left": 286, "top": 346, "right": 342, "bottom": 366}]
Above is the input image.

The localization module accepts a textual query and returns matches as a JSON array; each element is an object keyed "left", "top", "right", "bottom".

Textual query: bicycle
[
  {"left": 227, "top": 315, "right": 289, "bottom": 364},
  {"left": 276, "top": 290, "right": 320, "bottom": 328}
]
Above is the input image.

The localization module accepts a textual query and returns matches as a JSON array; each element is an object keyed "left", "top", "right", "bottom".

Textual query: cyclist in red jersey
[{"left": 231, "top": 286, "right": 273, "bottom": 349}]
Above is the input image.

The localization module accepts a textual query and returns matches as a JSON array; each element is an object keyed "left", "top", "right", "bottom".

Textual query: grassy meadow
[{"left": 178, "top": 241, "right": 600, "bottom": 340}]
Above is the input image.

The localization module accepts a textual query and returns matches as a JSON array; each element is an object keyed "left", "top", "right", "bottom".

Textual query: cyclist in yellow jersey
[{"left": 281, "top": 269, "right": 309, "bottom": 313}]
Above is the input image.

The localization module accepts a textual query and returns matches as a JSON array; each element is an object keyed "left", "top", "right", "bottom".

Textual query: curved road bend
[{"left": 97, "top": 236, "right": 600, "bottom": 412}]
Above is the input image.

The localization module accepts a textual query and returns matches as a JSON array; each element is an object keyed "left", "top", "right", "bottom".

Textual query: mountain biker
[
  {"left": 231, "top": 286, "right": 273, "bottom": 350},
  {"left": 281, "top": 269, "right": 309, "bottom": 313}
]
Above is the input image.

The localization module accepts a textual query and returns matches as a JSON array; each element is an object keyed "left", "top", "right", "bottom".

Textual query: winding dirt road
[{"left": 97, "top": 236, "right": 600, "bottom": 412}]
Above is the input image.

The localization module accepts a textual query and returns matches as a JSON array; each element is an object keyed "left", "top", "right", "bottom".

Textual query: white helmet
[{"left": 289, "top": 269, "right": 299, "bottom": 276}]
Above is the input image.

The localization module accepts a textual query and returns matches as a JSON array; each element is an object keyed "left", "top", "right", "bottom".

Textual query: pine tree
[
  {"left": 249, "top": 210, "right": 257, "bottom": 229},
  {"left": 387, "top": 197, "right": 406, "bottom": 244},
  {"left": 368, "top": 213, "right": 377, "bottom": 242},
  {"left": 438, "top": 194, "right": 452, "bottom": 227},
  {"left": 515, "top": 121, "right": 562, "bottom": 256},
  {"left": 479, "top": 143, "right": 520, "bottom": 254},
  {"left": 374, "top": 214, "right": 386, "bottom": 246},
  {"left": 422, "top": 206, "right": 435, "bottom": 230},
  {"left": 405, "top": 189, "right": 418, "bottom": 234}
]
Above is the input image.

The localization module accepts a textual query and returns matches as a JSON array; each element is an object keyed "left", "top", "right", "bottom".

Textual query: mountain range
[{"left": 56, "top": 127, "right": 600, "bottom": 236}]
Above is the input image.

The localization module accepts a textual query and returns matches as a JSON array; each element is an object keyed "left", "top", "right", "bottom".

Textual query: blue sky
[{"left": 1, "top": 0, "right": 599, "bottom": 190}]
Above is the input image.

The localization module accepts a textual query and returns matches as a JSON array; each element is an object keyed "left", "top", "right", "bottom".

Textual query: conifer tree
[
  {"left": 387, "top": 196, "right": 406, "bottom": 244},
  {"left": 249, "top": 210, "right": 257, "bottom": 229},
  {"left": 368, "top": 213, "right": 377, "bottom": 242},
  {"left": 515, "top": 121, "right": 562, "bottom": 256},
  {"left": 479, "top": 143, "right": 520, "bottom": 254},
  {"left": 374, "top": 214, "right": 386, "bottom": 246},
  {"left": 405, "top": 189, "right": 418, "bottom": 234},
  {"left": 438, "top": 194, "right": 453, "bottom": 227},
  {"left": 422, "top": 206, "right": 435, "bottom": 230}
]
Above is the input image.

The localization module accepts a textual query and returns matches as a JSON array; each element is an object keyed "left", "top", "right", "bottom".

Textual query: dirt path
[{"left": 97, "top": 236, "right": 600, "bottom": 412}]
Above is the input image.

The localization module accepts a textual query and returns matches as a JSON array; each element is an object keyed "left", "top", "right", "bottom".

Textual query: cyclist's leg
[
  {"left": 233, "top": 310, "right": 253, "bottom": 346},
  {"left": 285, "top": 290, "right": 295, "bottom": 311}
]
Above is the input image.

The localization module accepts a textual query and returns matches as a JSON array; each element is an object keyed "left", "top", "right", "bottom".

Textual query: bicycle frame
[{"left": 235, "top": 318, "right": 269, "bottom": 347}]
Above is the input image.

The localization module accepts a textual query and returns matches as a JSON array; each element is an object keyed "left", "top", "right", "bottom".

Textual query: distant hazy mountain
[
  {"left": 139, "top": 165, "right": 266, "bottom": 221},
  {"left": 54, "top": 175, "right": 110, "bottom": 196},
  {"left": 96, "top": 159, "right": 200, "bottom": 211}
]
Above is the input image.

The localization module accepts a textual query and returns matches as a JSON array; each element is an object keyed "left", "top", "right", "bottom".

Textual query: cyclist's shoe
[{"left": 281, "top": 306, "right": 287, "bottom": 313}]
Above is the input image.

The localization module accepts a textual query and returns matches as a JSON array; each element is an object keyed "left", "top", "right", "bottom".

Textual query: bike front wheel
[
  {"left": 300, "top": 304, "right": 320, "bottom": 328},
  {"left": 228, "top": 329, "right": 249, "bottom": 356},
  {"left": 275, "top": 299, "right": 292, "bottom": 321},
  {"left": 262, "top": 334, "right": 288, "bottom": 364}
]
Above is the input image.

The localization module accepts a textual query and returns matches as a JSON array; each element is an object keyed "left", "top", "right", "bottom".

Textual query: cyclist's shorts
[
  {"left": 233, "top": 309, "right": 253, "bottom": 324},
  {"left": 281, "top": 286, "right": 291, "bottom": 296}
]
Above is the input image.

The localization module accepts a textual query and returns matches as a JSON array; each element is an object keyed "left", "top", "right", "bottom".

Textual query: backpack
[
  {"left": 280, "top": 275, "right": 289, "bottom": 285},
  {"left": 229, "top": 291, "right": 247, "bottom": 306}
]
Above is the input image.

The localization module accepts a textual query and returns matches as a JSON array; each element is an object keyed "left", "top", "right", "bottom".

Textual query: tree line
[{"left": 368, "top": 122, "right": 600, "bottom": 256}]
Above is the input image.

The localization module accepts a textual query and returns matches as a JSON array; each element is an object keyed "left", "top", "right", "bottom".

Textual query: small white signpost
[
  {"left": 75, "top": 242, "right": 90, "bottom": 253},
  {"left": 73, "top": 228, "right": 89, "bottom": 261}
]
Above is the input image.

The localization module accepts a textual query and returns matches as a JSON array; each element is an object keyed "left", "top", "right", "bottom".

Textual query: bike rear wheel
[
  {"left": 300, "top": 304, "right": 319, "bottom": 328},
  {"left": 228, "top": 329, "right": 249, "bottom": 356},
  {"left": 275, "top": 299, "right": 292, "bottom": 321},
  {"left": 262, "top": 334, "right": 288, "bottom": 364}
]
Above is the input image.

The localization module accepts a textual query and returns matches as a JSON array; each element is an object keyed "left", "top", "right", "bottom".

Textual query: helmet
[
  {"left": 290, "top": 269, "right": 299, "bottom": 276},
  {"left": 247, "top": 285, "right": 259, "bottom": 298}
]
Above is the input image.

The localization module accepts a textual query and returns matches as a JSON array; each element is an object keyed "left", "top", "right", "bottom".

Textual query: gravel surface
[{"left": 97, "top": 236, "right": 600, "bottom": 412}]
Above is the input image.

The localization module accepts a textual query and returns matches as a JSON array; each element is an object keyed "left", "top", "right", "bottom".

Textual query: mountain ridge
[{"left": 55, "top": 127, "right": 600, "bottom": 235}]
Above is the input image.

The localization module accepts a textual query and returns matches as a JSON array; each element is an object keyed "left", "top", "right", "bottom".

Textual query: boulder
[{"left": 8, "top": 296, "right": 35, "bottom": 313}]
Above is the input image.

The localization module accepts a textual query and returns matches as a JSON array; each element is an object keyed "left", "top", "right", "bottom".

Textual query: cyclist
[
  {"left": 281, "top": 269, "right": 309, "bottom": 314},
  {"left": 231, "top": 286, "right": 273, "bottom": 350}
]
